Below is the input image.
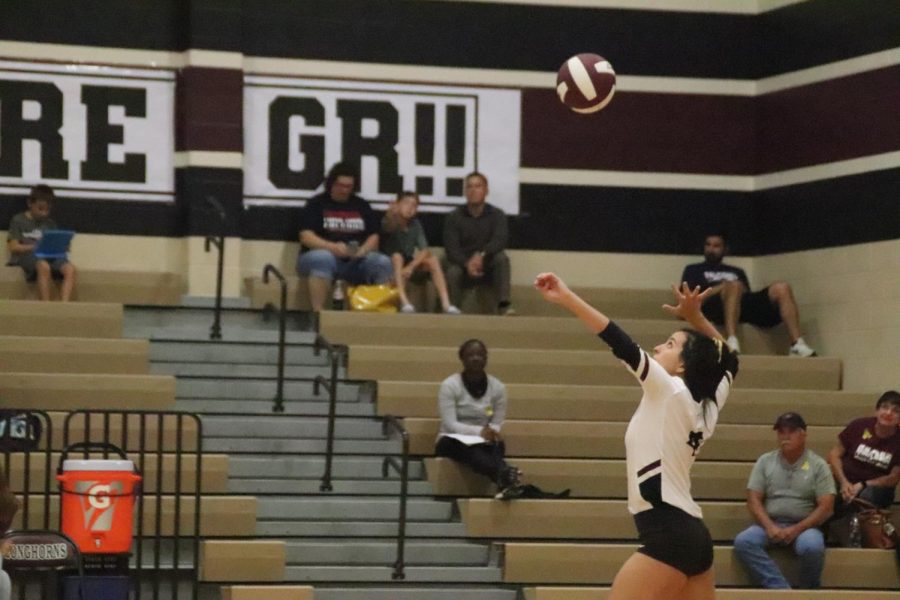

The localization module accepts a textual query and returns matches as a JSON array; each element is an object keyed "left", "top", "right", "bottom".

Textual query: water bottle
[
  {"left": 848, "top": 513, "right": 862, "bottom": 548},
  {"left": 347, "top": 240, "right": 360, "bottom": 258},
  {"left": 331, "top": 280, "right": 346, "bottom": 311}
]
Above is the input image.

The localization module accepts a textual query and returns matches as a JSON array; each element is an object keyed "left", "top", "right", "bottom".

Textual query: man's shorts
[
  {"left": 14, "top": 254, "right": 68, "bottom": 282},
  {"left": 634, "top": 503, "right": 714, "bottom": 577},
  {"left": 701, "top": 286, "right": 782, "bottom": 328}
]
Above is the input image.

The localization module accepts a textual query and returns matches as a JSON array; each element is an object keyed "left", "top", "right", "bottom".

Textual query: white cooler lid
[{"left": 62, "top": 459, "right": 134, "bottom": 472}]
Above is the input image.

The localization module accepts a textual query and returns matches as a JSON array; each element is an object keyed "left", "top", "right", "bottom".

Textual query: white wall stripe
[
  {"left": 426, "top": 0, "right": 805, "bottom": 14},
  {"left": 173, "top": 151, "right": 244, "bottom": 170},
  {"left": 2, "top": 42, "right": 896, "bottom": 96},
  {"left": 521, "top": 150, "right": 900, "bottom": 192}
]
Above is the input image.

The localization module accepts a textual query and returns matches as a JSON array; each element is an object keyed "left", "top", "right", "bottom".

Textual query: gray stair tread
[
  {"left": 256, "top": 496, "right": 453, "bottom": 520},
  {"left": 149, "top": 341, "right": 326, "bottom": 364},
  {"left": 175, "top": 399, "right": 375, "bottom": 416},
  {"left": 228, "top": 479, "right": 433, "bottom": 495},
  {"left": 204, "top": 439, "right": 399, "bottom": 454},
  {"left": 202, "top": 415, "right": 384, "bottom": 438},
  {"left": 256, "top": 520, "right": 468, "bottom": 537},
  {"left": 283, "top": 565, "right": 503, "bottom": 583},
  {"left": 152, "top": 363, "right": 340, "bottom": 378},
  {"left": 177, "top": 378, "right": 363, "bottom": 400},
  {"left": 130, "top": 327, "right": 315, "bottom": 343},
  {"left": 285, "top": 539, "right": 490, "bottom": 565},
  {"left": 228, "top": 456, "right": 424, "bottom": 479}
]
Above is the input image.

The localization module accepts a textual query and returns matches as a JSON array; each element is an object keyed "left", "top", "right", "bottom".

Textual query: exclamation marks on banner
[
  {"left": 414, "top": 104, "right": 435, "bottom": 195},
  {"left": 445, "top": 104, "right": 466, "bottom": 197},
  {"left": 414, "top": 103, "right": 468, "bottom": 197}
]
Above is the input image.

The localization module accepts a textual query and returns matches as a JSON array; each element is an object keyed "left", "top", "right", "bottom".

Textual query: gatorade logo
[{"left": 74, "top": 480, "right": 123, "bottom": 532}]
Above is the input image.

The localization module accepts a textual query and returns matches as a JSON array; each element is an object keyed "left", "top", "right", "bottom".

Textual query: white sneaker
[
  {"left": 400, "top": 303, "right": 416, "bottom": 314},
  {"left": 726, "top": 335, "right": 741, "bottom": 353},
  {"left": 789, "top": 339, "right": 817, "bottom": 357},
  {"left": 445, "top": 305, "right": 461, "bottom": 315}
]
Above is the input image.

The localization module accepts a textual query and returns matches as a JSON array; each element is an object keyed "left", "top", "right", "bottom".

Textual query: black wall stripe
[
  {"left": 2, "top": 1, "right": 897, "bottom": 78},
  {"left": 4, "top": 167, "right": 897, "bottom": 255}
]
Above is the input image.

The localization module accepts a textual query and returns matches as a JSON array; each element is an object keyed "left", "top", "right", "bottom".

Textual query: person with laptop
[{"left": 6, "top": 184, "right": 77, "bottom": 301}]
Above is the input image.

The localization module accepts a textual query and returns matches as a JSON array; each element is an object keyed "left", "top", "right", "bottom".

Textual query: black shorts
[
  {"left": 634, "top": 503, "right": 713, "bottom": 577},
  {"left": 14, "top": 255, "right": 68, "bottom": 282},
  {"left": 701, "top": 287, "right": 782, "bottom": 328}
]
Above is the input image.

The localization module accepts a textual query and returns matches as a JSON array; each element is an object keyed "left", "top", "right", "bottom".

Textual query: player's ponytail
[{"left": 679, "top": 329, "right": 735, "bottom": 409}]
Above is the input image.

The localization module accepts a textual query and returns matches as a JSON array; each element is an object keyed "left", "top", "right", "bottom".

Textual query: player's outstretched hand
[
  {"left": 534, "top": 272, "right": 571, "bottom": 304},
  {"left": 662, "top": 282, "right": 713, "bottom": 321}
]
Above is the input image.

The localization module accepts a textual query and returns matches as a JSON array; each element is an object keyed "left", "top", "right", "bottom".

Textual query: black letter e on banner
[{"left": 81, "top": 85, "right": 147, "bottom": 182}]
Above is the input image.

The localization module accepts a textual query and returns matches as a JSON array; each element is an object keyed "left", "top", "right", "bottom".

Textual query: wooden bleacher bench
[
  {"left": 403, "top": 418, "right": 841, "bottom": 459},
  {"left": 0, "top": 300, "right": 123, "bottom": 338},
  {"left": 0, "top": 372, "right": 175, "bottom": 411},
  {"left": 503, "top": 543, "right": 899, "bottom": 588},
  {"left": 222, "top": 586, "right": 314, "bottom": 600},
  {"left": 1, "top": 266, "right": 185, "bottom": 305},
  {"left": 14, "top": 495, "right": 257, "bottom": 537},
  {"left": 458, "top": 498, "right": 752, "bottom": 540},
  {"left": 321, "top": 311, "right": 790, "bottom": 355},
  {"left": 349, "top": 346, "right": 842, "bottom": 390},
  {"left": 524, "top": 588, "right": 900, "bottom": 600},
  {"left": 0, "top": 336, "right": 149, "bottom": 374},
  {"left": 378, "top": 382, "right": 872, "bottom": 425},
  {"left": 201, "top": 540, "right": 286, "bottom": 582}
]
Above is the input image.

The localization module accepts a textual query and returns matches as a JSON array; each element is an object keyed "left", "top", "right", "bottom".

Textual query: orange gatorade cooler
[{"left": 57, "top": 444, "right": 141, "bottom": 554}]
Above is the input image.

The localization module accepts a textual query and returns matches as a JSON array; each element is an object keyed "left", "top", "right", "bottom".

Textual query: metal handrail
[
  {"left": 263, "top": 264, "right": 288, "bottom": 412},
  {"left": 381, "top": 415, "right": 409, "bottom": 581},
  {"left": 204, "top": 196, "right": 227, "bottom": 340},
  {"left": 312, "top": 374, "right": 336, "bottom": 492}
]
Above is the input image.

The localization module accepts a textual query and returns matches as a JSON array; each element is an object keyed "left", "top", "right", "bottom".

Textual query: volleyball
[{"left": 556, "top": 53, "right": 616, "bottom": 114}]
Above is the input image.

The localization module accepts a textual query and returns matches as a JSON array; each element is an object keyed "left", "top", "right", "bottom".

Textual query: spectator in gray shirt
[
  {"left": 442, "top": 172, "right": 513, "bottom": 315},
  {"left": 734, "top": 412, "right": 835, "bottom": 589},
  {"left": 434, "top": 339, "right": 522, "bottom": 499}
]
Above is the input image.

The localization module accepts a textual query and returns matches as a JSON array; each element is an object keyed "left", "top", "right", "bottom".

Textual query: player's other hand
[
  {"left": 662, "top": 282, "right": 712, "bottom": 320},
  {"left": 534, "top": 272, "right": 571, "bottom": 304}
]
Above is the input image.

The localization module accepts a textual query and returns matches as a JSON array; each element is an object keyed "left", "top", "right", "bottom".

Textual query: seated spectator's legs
[
  {"left": 297, "top": 250, "right": 339, "bottom": 311},
  {"left": 733, "top": 525, "right": 790, "bottom": 589},
  {"left": 435, "top": 436, "right": 508, "bottom": 484},
  {"left": 35, "top": 259, "right": 53, "bottom": 301},
  {"left": 59, "top": 261, "right": 76, "bottom": 302},
  {"left": 485, "top": 251, "right": 511, "bottom": 311},
  {"left": 342, "top": 252, "right": 392, "bottom": 285},
  {"left": 390, "top": 253, "right": 414, "bottom": 310},
  {"left": 719, "top": 280, "right": 744, "bottom": 340},
  {"left": 420, "top": 254, "right": 454, "bottom": 312},
  {"left": 793, "top": 528, "right": 825, "bottom": 589},
  {"left": 443, "top": 258, "right": 466, "bottom": 309},
  {"left": 767, "top": 281, "right": 802, "bottom": 343}
]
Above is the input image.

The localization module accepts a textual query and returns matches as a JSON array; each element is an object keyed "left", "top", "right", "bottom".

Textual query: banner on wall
[
  {"left": 244, "top": 76, "right": 521, "bottom": 214},
  {"left": 0, "top": 60, "right": 174, "bottom": 202}
]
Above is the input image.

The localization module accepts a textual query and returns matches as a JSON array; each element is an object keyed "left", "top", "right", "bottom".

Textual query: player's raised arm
[{"left": 534, "top": 272, "right": 610, "bottom": 334}]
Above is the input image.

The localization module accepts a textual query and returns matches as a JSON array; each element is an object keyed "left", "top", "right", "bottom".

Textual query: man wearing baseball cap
[{"left": 733, "top": 412, "right": 836, "bottom": 589}]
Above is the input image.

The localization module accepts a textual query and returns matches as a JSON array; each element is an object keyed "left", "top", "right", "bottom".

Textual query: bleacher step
[
  {"left": 149, "top": 341, "right": 327, "bottom": 364},
  {"left": 228, "top": 456, "right": 424, "bottom": 480},
  {"left": 256, "top": 520, "right": 468, "bottom": 538},
  {"left": 176, "top": 378, "right": 364, "bottom": 401},
  {"left": 228, "top": 477, "right": 434, "bottom": 496},
  {"left": 256, "top": 496, "right": 453, "bottom": 521},
  {"left": 204, "top": 438, "right": 399, "bottom": 455},
  {"left": 283, "top": 565, "right": 502, "bottom": 583},
  {"left": 152, "top": 362, "right": 339, "bottom": 378},
  {"left": 315, "top": 588, "right": 517, "bottom": 600},
  {"left": 176, "top": 398, "right": 376, "bottom": 416},
  {"left": 203, "top": 415, "right": 385, "bottom": 438}
]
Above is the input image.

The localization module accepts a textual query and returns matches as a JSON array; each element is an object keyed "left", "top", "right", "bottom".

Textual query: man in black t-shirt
[
  {"left": 680, "top": 234, "right": 816, "bottom": 356},
  {"left": 297, "top": 163, "right": 392, "bottom": 311}
]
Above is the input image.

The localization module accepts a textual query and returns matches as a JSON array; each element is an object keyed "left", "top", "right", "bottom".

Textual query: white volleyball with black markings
[{"left": 556, "top": 53, "right": 616, "bottom": 114}]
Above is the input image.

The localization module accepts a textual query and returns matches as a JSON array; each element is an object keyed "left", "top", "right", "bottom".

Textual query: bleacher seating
[{"left": 0, "top": 267, "right": 185, "bottom": 305}]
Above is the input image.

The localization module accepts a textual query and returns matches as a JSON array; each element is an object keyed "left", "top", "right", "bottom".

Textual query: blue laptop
[{"left": 33, "top": 229, "right": 75, "bottom": 259}]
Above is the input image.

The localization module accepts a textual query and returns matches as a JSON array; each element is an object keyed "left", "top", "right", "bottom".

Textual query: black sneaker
[{"left": 494, "top": 484, "right": 525, "bottom": 501}]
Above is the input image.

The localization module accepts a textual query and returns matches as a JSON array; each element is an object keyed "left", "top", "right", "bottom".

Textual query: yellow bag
[{"left": 347, "top": 285, "right": 400, "bottom": 313}]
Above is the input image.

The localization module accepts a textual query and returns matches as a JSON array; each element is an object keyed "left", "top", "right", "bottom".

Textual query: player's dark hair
[
  {"left": 679, "top": 329, "right": 734, "bottom": 413},
  {"left": 324, "top": 162, "right": 358, "bottom": 191},
  {"left": 458, "top": 338, "right": 487, "bottom": 360},
  {"left": 28, "top": 184, "right": 55, "bottom": 204},
  {"left": 875, "top": 390, "right": 900, "bottom": 411}
]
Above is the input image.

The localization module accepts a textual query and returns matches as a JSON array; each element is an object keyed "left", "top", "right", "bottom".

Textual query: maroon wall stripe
[
  {"left": 755, "top": 65, "right": 900, "bottom": 173},
  {"left": 522, "top": 65, "right": 900, "bottom": 175},
  {"left": 521, "top": 89, "right": 757, "bottom": 175},
  {"left": 175, "top": 67, "right": 243, "bottom": 152}
]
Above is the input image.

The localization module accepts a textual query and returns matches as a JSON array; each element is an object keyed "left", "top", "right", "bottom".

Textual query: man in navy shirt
[
  {"left": 680, "top": 234, "right": 816, "bottom": 356},
  {"left": 297, "top": 163, "right": 392, "bottom": 311}
]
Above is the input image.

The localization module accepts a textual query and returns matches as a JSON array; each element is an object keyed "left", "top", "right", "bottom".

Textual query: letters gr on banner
[
  {"left": 244, "top": 76, "right": 522, "bottom": 215},
  {"left": 0, "top": 60, "right": 174, "bottom": 202}
]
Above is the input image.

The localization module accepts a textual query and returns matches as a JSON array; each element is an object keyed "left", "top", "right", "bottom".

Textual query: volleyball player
[{"left": 535, "top": 273, "right": 739, "bottom": 600}]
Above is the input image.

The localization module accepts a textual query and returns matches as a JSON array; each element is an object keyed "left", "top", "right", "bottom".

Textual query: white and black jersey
[{"left": 599, "top": 322, "right": 738, "bottom": 518}]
